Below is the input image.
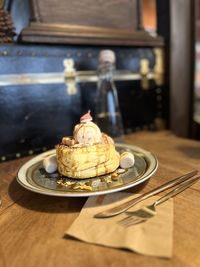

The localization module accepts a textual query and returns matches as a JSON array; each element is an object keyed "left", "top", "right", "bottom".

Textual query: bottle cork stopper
[{"left": 98, "top": 50, "right": 116, "bottom": 64}]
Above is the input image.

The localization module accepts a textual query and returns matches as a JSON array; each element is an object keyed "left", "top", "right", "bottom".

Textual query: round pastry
[
  {"left": 56, "top": 111, "right": 120, "bottom": 179},
  {"left": 56, "top": 142, "right": 119, "bottom": 179}
]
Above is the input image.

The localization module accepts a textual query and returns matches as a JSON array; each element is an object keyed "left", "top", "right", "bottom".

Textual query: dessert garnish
[
  {"left": 119, "top": 152, "right": 135, "bottom": 169},
  {"left": 80, "top": 110, "right": 92, "bottom": 123}
]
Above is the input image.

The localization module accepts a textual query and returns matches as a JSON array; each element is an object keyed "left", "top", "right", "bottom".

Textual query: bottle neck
[{"left": 98, "top": 61, "right": 115, "bottom": 81}]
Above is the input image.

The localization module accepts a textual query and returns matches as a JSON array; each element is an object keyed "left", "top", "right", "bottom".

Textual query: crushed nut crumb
[{"left": 73, "top": 184, "right": 93, "bottom": 191}]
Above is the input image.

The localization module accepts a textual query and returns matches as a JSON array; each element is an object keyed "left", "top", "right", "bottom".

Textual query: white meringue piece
[
  {"left": 43, "top": 155, "right": 58, "bottom": 173},
  {"left": 120, "top": 152, "right": 135, "bottom": 169},
  {"left": 73, "top": 122, "right": 102, "bottom": 145}
]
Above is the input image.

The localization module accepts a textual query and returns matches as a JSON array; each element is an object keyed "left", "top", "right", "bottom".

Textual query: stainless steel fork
[{"left": 118, "top": 175, "right": 200, "bottom": 227}]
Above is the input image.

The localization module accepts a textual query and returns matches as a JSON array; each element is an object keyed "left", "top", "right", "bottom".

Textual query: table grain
[{"left": 1, "top": 131, "right": 200, "bottom": 267}]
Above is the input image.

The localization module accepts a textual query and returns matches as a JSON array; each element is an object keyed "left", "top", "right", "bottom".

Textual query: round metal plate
[{"left": 17, "top": 144, "right": 158, "bottom": 197}]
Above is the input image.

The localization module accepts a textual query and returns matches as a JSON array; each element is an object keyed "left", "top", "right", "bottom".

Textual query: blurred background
[{"left": 0, "top": 0, "right": 198, "bottom": 161}]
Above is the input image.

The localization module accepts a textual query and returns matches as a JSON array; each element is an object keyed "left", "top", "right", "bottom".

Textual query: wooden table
[{"left": 1, "top": 131, "right": 200, "bottom": 267}]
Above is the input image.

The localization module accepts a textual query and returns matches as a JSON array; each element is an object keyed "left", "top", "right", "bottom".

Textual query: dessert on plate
[
  {"left": 42, "top": 111, "right": 135, "bottom": 179},
  {"left": 56, "top": 111, "right": 120, "bottom": 179}
]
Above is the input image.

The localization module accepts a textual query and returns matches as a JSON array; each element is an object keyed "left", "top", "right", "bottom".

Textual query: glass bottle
[{"left": 95, "top": 50, "right": 124, "bottom": 142}]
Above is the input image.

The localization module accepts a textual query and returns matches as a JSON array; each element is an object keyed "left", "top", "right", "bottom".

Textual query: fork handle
[{"left": 155, "top": 175, "right": 200, "bottom": 206}]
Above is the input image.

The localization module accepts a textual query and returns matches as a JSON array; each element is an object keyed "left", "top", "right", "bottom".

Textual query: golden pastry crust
[{"left": 56, "top": 143, "right": 120, "bottom": 179}]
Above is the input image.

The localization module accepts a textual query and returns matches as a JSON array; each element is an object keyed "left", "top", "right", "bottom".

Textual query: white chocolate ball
[
  {"left": 43, "top": 155, "right": 58, "bottom": 173},
  {"left": 120, "top": 152, "right": 135, "bottom": 169}
]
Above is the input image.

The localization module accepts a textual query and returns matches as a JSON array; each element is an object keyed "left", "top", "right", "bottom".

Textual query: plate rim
[{"left": 16, "top": 144, "right": 158, "bottom": 197}]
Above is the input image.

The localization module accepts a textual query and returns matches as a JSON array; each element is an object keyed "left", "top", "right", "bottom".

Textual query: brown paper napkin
[{"left": 66, "top": 192, "right": 173, "bottom": 258}]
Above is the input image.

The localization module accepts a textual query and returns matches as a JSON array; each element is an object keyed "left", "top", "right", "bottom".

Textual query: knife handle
[{"left": 155, "top": 175, "right": 200, "bottom": 206}]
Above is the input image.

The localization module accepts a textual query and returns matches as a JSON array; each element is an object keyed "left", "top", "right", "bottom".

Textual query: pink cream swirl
[{"left": 80, "top": 110, "right": 92, "bottom": 123}]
